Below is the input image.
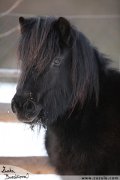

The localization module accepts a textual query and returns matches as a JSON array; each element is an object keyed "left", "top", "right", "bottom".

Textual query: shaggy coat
[{"left": 11, "top": 16, "right": 120, "bottom": 175}]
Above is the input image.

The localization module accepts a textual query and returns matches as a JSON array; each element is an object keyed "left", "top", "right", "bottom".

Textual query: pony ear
[
  {"left": 55, "top": 17, "right": 70, "bottom": 44},
  {"left": 19, "top": 17, "right": 26, "bottom": 33},
  {"left": 19, "top": 17, "right": 36, "bottom": 33},
  {"left": 19, "top": 17, "right": 26, "bottom": 25}
]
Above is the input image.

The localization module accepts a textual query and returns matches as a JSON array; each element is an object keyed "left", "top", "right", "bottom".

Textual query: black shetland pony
[{"left": 11, "top": 16, "right": 120, "bottom": 175}]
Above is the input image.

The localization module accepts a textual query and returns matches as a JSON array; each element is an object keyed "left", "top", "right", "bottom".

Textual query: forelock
[{"left": 18, "top": 16, "right": 60, "bottom": 74}]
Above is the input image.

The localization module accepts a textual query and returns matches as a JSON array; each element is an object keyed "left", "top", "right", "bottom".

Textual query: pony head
[{"left": 11, "top": 16, "right": 99, "bottom": 126}]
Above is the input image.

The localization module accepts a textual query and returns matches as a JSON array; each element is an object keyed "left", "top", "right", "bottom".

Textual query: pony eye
[{"left": 53, "top": 57, "right": 62, "bottom": 66}]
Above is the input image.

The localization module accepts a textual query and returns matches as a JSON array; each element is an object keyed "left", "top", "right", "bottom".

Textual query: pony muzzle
[{"left": 11, "top": 95, "right": 42, "bottom": 123}]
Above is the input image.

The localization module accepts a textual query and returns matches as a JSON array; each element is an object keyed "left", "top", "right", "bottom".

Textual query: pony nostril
[
  {"left": 23, "top": 100, "right": 36, "bottom": 115},
  {"left": 11, "top": 99, "right": 17, "bottom": 113}
]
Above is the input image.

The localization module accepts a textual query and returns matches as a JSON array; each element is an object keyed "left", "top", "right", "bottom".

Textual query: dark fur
[{"left": 11, "top": 16, "right": 120, "bottom": 175}]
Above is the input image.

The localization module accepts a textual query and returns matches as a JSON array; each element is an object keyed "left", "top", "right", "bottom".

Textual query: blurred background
[{"left": 0, "top": 0, "right": 120, "bottom": 174}]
